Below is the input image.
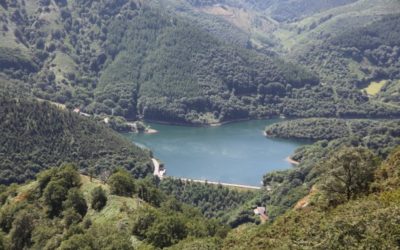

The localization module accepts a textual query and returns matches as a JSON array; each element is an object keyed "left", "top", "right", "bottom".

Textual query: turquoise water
[{"left": 124, "top": 119, "right": 307, "bottom": 186}]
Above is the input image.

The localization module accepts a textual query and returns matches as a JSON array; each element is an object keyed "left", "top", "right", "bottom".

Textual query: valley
[{"left": 0, "top": 0, "right": 400, "bottom": 249}]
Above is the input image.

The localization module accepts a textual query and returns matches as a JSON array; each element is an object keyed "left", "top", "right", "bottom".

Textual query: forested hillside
[
  {"left": 266, "top": 118, "right": 400, "bottom": 141},
  {"left": 1, "top": 0, "right": 399, "bottom": 125},
  {"left": 294, "top": 13, "right": 400, "bottom": 87},
  {"left": 94, "top": 6, "right": 319, "bottom": 124},
  {"left": 0, "top": 0, "right": 321, "bottom": 125},
  {"left": 0, "top": 95, "right": 152, "bottom": 184},
  {"left": 179, "top": 0, "right": 400, "bottom": 112}
]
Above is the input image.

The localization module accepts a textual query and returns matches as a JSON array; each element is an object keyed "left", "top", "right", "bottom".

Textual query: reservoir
[{"left": 125, "top": 119, "right": 307, "bottom": 186}]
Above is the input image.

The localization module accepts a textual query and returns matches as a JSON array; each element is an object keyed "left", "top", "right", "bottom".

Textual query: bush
[
  {"left": 63, "top": 188, "right": 87, "bottom": 217},
  {"left": 43, "top": 180, "right": 68, "bottom": 217},
  {"left": 62, "top": 208, "right": 82, "bottom": 228},
  {"left": 108, "top": 169, "right": 135, "bottom": 197},
  {"left": 10, "top": 211, "right": 35, "bottom": 250},
  {"left": 91, "top": 187, "right": 107, "bottom": 211}
]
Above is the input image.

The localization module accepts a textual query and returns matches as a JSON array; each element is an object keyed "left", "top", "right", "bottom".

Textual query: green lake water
[{"left": 125, "top": 119, "right": 307, "bottom": 186}]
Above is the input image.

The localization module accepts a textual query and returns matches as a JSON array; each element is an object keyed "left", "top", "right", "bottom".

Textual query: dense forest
[
  {"left": 266, "top": 118, "right": 400, "bottom": 141},
  {"left": 0, "top": 0, "right": 399, "bottom": 125},
  {"left": 0, "top": 95, "right": 152, "bottom": 184},
  {"left": 159, "top": 178, "right": 261, "bottom": 226},
  {"left": 292, "top": 10, "right": 400, "bottom": 94}
]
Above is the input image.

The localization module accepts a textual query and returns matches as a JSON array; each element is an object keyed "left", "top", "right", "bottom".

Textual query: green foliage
[
  {"left": 136, "top": 178, "right": 165, "bottom": 207},
  {"left": 331, "top": 15, "right": 400, "bottom": 51},
  {"left": 374, "top": 146, "right": 400, "bottom": 191},
  {"left": 91, "top": 186, "right": 107, "bottom": 211},
  {"left": 43, "top": 180, "right": 69, "bottom": 217},
  {"left": 42, "top": 164, "right": 82, "bottom": 217},
  {"left": 0, "top": 198, "right": 26, "bottom": 233},
  {"left": 320, "top": 147, "right": 379, "bottom": 205},
  {"left": 223, "top": 148, "right": 400, "bottom": 250},
  {"left": 1, "top": 0, "right": 398, "bottom": 126},
  {"left": 224, "top": 193, "right": 400, "bottom": 249},
  {"left": 132, "top": 203, "right": 227, "bottom": 248},
  {"left": 159, "top": 178, "right": 256, "bottom": 221},
  {"left": 108, "top": 169, "right": 136, "bottom": 197},
  {"left": 31, "top": 219, "right": 63, "bottom": 249},
  {"left": 0, "top": 47, "right": 38, "bottom": 72},
  {"left": 0, "top": 166, "right": 229, "bottom": 249},
  {"left": 266, "top": 118, "right": 400, "bottom": 155},
  {"left": 266, "top": 118, "right": 349, "bottom": 140},
  {"left": 59, "top": 224, "right": 134, "bottom": 250},
  {"left": 94, "top": 6, "right": 319, "bottom": 124},
  {"left": 132, "top": 207, "right": 159, "bottom": 239},
  {"left": 262, "top": 118, "right": 400, "bottom": 218},
  {"left": 62, "top": 208, "right": 82, "bottom": 228},
  {"left": 0, "top": 231, "right": 7, "bottom": 250},
  {"left": 58, "top": 233, "right": 92, "bottom": 250},
  {"left": 10, "top": 210, "right": 35, "bottom": 250},
  {"left": 294, "top": 13, "right": 400, "bottom": 93},
  {"left": 166, "top": 237, "right": 222, "bottom": 250},
  {"left": 63, "top": 188, "right": 88, "bottom": 217},
  {"left": 0, "top": 0, "right": 335, "bottom": 126},
  {"left": 0, "top": 95, "right": 151, "bottom": 184},
  {"left": 145, "top": 215, "right": 188, "bottom": 248}
]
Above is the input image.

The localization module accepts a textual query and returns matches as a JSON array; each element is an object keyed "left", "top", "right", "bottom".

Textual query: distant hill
[
  {"left": 0, "top": 95, "right": 152, "bottom": 184},
  {"left": 1, "top": 0, "right": 398, "bottom": 124},
  {"left": 0, "top": 0, "right": 319, "bottom": 125}
]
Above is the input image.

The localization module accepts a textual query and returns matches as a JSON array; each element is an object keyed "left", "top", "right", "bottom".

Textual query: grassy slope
[
  {"left": 6, "top": 174, "right": 150, "bottom": 249},
  {"left": 364, "top": 80, "right": 387, "bottom": 96}
]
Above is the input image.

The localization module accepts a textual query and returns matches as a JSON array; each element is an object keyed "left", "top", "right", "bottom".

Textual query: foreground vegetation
[
  {"left": 259, "top": 118, "right": 400, "bottom": 218},
  {"left": 1, "top": 145, "right": 399, "bottom": 249},
  {"left": 223, "top": 146, "right": 400, "bottom": 249},
  {"left": 0, "top": 165, "right": 229, "bottom": 249}
]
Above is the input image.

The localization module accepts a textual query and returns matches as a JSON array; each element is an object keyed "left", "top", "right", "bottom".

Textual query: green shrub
[{"left": 91, "top": 187, "right": 107, "bottom": 211}]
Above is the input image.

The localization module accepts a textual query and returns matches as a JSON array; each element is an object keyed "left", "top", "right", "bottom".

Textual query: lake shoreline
[
  {"left": 169, "top": 177, "right": 262, "bottom": 190},
  {"left": 143, "top": 116, "right": 280, "bottom": 128},
  {"left": 128, "top": 119, "right": 308, "bottom": 186}
]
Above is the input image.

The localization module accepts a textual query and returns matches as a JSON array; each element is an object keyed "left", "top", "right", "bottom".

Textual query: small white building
[{"left": 254, "top": 207, "right": 268, "bottom": 222}]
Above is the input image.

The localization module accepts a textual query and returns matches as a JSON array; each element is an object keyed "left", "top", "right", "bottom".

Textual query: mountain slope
[
  {"left": 0, "top": 95, "right": 152, "bottom": 184},
  {"left": 223, "top": 146, "right": 400, "bottom": 249},
  {"left": 94, "top": 6, "right": 320, "bottom": 124},
  {"left": 0, "top": 0, "right": 323, "bottom": 125},
  {"left": 3, "top": 0, "right": 398, "bottom": 125}
]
